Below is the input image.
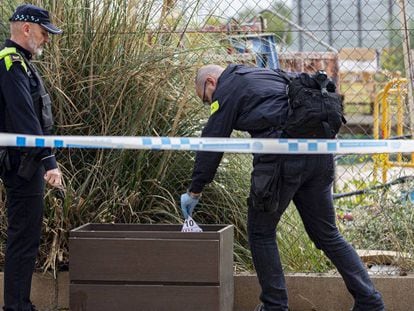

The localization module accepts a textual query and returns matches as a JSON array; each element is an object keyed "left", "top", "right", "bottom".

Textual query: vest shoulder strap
[{"left": 0, "top": 47, "right": 28, "bottom": 72}]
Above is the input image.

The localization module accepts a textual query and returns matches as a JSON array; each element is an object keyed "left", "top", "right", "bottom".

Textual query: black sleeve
[
  {"left": 189, "top": 78, "right": 244, "bottom": 193},
  {"left": 0, "top": 61, "right": 57, "bottom": 170}
]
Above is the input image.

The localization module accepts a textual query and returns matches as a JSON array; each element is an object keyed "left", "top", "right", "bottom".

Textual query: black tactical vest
[{"left": 23, "top": 55, "right": 54, "bottom": 134}]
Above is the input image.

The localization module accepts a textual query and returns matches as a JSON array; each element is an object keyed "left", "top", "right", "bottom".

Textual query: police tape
[{"left": 1, "top": 133, "right": 414, "bottom": 154}]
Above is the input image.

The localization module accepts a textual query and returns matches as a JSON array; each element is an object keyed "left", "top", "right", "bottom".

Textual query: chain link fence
[
  {"left": 1, "top": 0, "right": 414, "bottom": 275},
  {"left": 180, "top": 0, "right": 414, "bottom": 274}
]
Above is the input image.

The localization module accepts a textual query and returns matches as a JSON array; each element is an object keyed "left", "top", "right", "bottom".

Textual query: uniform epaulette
[
  {"left": 9, "top": 53, "right": 23, "bottom": 63},
  {"left": 0, "top": 47, "right": 28, "bottom": 72}
]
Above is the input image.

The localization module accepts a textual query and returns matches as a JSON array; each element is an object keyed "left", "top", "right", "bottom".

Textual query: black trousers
[
  {"left": 248, "top": 154, "right": 384, "bottom": 311},
  {"left": 2, "top": 155, "right": 44, "bottom": 311}
]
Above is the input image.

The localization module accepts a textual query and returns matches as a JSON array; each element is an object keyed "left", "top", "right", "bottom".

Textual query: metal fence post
[{"left": 398, "top": 0, "right": 414, "bottom": 138}]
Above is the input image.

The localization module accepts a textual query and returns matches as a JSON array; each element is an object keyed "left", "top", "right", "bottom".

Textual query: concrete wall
[
  {"left": 235, "top": 273, "right": 414, "bottom": 311},
  {"left": 1, "top": 272, "right": 413, "bottom": 310}
]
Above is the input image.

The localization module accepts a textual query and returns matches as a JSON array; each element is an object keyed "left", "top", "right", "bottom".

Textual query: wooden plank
[
  {"left": 70, "top": 284, "right": 230, "bottom": 311},
  {"left": 70, "top": 231, "right": 221, "bottom": 240},
  {"left": 70, "top": 238, "right": 220, "bottom": 283},
  {"left": 70, "top": 223, "right": 230, "bottom": 238},
  {"left": 72, "top": 223, "right": 228, "bottom": 232},
  {"left": 219, "top": 225, "right": 234, "bottom": 311}
]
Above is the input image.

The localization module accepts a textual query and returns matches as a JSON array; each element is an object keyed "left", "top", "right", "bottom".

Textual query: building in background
[{"left": 290, "top": 0, "right": 414, "bottom": 51}]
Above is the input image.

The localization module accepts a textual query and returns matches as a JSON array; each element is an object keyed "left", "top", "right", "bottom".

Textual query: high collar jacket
[
  {"left": 190, "top": 64, "right": 290, "bottom": 193},
  {"left": 0, "top": 39, "right": 57, "bottom": 171}
]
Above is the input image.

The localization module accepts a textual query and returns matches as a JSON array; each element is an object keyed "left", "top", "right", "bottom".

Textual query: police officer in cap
[
  {"left": 181, "top": 64, "right": 385, "bottom": 311},
  {"left": 0, "top": 4, "right": 63, "bottom": 311}
]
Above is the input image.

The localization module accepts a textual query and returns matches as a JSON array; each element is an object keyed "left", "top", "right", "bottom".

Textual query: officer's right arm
[
  {"left": 189, "top": 79, "right": 243, "bottom": 193},
  {"left": 0, "top": 62, "right": 44, "bottom": 134},
  {"left": 0, "top": 61, "right": 58, "bottom": 172}
]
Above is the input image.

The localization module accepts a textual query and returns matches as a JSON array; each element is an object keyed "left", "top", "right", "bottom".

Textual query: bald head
[
  {"left": 195, "top": 64, "right": 225, "bottom": 104},
  {"left": 195, "top": 65, "right": 225, "bottom": 88}
]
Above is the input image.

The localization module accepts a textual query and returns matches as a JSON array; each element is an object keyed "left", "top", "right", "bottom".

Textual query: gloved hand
[{"left": 180, "top": 192, "right": 201, "bottom": 219}]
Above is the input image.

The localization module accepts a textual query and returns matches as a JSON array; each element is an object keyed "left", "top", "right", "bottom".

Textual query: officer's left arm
[{"left": 1, "top": 64, "right": 44, "bottom": 134}]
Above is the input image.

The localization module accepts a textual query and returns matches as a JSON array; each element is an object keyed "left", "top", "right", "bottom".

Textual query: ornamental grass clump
[{"left": 0, "top": 0, "right": 256, "bottom": 274}]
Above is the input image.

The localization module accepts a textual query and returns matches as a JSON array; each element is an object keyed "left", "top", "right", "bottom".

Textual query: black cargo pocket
[
  {"left": 41, "top": 93, "right": 54, "bottom": 130},
  {"left": 249, "top": 160, "right": 281, "bottom": 213},
  {"left": 0, "top": 149, "right": 11, "bottom": 177}
]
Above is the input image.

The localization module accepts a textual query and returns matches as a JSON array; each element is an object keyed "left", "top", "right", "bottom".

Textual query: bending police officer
[
  {"left": 0, "top": 4, "right": 63, "bottom": 311},
  {"left": 180, "top": 64, "right": 385, "bottom": 311}
]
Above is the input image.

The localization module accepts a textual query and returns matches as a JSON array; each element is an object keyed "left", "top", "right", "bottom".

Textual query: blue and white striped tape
[{"left": 0, "top": 133, "right": 413, "bottom": 154}]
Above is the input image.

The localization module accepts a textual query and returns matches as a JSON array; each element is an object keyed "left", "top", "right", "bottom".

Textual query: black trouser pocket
[{"left": 249, "top": 158, "right": 281, "bottom": 213}]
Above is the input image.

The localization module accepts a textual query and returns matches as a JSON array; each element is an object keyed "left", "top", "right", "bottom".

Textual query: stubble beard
[{"left": 28, "top": 36, "right": 43, "bottom": 57}]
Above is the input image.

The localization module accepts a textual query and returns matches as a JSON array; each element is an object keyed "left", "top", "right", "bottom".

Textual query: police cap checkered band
[{"left": 9, "top": 4, "right": 63, "bottom": 34}]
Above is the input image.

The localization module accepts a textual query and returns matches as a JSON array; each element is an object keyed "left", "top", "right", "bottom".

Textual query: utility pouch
[
  {"left": 17, "top": 153, "right": 40, "bottom": 181},
  {"left": 41, "top": 93, "right": 54, "bottom": 131},
  {"left": 0, "top": 149, "right": 11, "bottom": 177},
  {"left": 249, "top": 156, "right": 281, "bottom": 213}
]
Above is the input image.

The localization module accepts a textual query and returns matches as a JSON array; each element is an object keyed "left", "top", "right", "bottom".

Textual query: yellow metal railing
[{"left": 373, "top": 78, "right": 414, "bottom": 183}]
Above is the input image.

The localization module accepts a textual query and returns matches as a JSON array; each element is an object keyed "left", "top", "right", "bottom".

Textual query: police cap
[{"left": 9, "top": 4, "right": 63, "bottom": 35}]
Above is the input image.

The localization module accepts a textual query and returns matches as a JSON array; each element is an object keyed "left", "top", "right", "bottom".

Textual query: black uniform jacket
[
  {"left": 189, "top": 64, "right": 290, "bottom": 193},
  {"left": 0, "top": 39, "right": 56, "bottom": 171}
]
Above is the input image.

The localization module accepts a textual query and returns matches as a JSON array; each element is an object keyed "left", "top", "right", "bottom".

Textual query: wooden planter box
[{"left": 69, "top": 223, "right": 234, "bottom": 311}]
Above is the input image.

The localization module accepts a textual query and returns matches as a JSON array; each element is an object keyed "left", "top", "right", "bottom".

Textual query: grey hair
[
  {"left": 10, "top": 21, "right": 24, "bottom": 34},
  {"left": 195, "top": 64, "right": 225, "bottom": 88}
]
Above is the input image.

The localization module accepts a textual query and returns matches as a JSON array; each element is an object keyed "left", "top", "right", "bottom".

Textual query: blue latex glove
[{"left": 180, "top": 192, "right": 200, "bottom": 219}]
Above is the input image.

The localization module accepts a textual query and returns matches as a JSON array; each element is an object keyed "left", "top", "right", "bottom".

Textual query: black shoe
[
  {"left": 254, "top": 304, "right": 291, "bottom": 311},
  {"left": 30, "top": 305, "right": 39, "bottom": 311}
]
